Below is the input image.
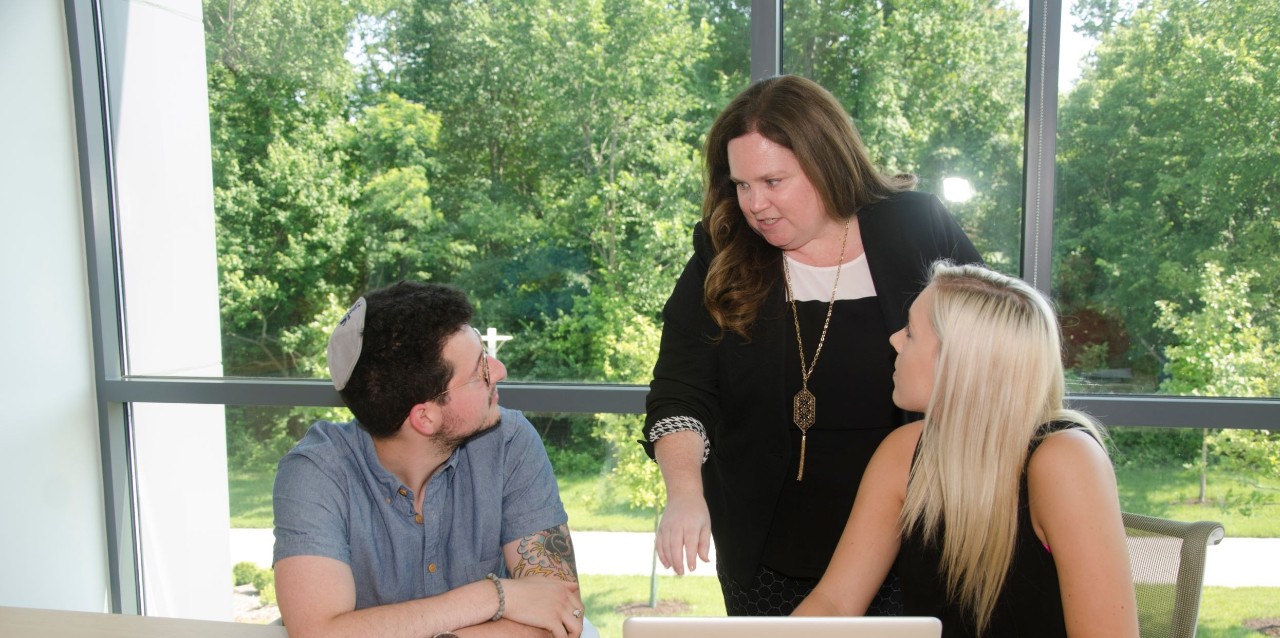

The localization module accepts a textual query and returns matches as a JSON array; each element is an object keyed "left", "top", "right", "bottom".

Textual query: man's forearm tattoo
[{"left": 511, "top": 524, "right": 578, "bottom": 581}]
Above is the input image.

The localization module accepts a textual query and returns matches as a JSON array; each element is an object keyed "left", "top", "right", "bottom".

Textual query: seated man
[{"left": 273, "top": 281, "right": 585, "bottom": 638}]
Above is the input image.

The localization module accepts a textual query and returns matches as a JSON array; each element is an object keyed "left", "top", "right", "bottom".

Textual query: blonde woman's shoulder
[
  {"left": 878, "top": 420, "right": 924, "bottom": 470},
  {"left": 857, "top": 421, "right": 923, "bottom": 501},
  {"left": 1027, "top": 426, "right": 1123, "bottom": 548},
  {"left": 1026, "top": 429, "right": 1138, "bottom": 637},
  {"left": 1028, "top": 427, "right": 1111, "bottom": 482},
  {"left": 887, "top": 420, "right": 924, "bottom": 449}
]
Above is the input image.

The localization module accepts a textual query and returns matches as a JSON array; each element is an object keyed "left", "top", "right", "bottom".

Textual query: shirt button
[
  {"left": 398, "top": 488, "right": 408, "bottom": 497},
  {"left": 415, "top": 513, "right": 424, "bottom": 524},
  {"left": 427, "top": 563, "right": 437, "bottom": 573}
]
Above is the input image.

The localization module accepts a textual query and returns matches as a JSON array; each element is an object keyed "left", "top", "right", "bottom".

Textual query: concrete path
[{"left": 232, "top": 529, "right": 1280, "bottom": 587}]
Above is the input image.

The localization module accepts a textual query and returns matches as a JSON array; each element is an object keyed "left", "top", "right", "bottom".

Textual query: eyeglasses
[{"left": 427, "top": 327, "right": 491, "bottom": 403}]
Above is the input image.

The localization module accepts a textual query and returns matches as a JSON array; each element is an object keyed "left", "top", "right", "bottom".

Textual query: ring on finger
[{"left": 572, "top": 608, "right": 583, "bottom": 619}]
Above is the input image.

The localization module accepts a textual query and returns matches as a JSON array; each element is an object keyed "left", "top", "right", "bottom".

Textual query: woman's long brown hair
[{"left": 701, "top": 75, "right": 915, "bottom": 339}]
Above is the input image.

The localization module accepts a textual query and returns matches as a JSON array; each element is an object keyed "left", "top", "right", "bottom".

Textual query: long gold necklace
[{"left": 782, "top": 218, "right": 850, "bottom": 481}]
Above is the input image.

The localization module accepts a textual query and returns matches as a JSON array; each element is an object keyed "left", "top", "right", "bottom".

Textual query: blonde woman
[{"left": 794, "top": 263, "right": 1138, "bottom": 637}]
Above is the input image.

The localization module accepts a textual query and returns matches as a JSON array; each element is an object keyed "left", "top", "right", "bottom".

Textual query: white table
[
  {"left": 1, "top": 605, "right": 601, "bottom": 637},
  {"left": 0, "top": 606, "right": 289, "bottom": 637}
]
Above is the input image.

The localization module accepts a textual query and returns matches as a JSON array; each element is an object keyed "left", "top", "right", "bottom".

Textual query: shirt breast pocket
[{"left": 462, "top": 553, "right": 506, "bottom": 583}]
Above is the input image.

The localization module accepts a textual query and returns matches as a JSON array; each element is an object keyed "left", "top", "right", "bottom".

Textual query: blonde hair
[
  {"left": 899, "top": 262, "right": 1103, "bottom": 634},
  {"left": 701, "top": 75, "right": 915, "bottom": 339}
]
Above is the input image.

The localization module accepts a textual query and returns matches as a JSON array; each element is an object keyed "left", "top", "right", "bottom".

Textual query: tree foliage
[
  {"left": 377, "top": 0, "right": 712, "bottom": 382},
  {"left": 1155, "top": 264, "right": 1280, "bottom": 484},
  {"left": 1157, "top": 264, "right": 1277, "bottom": 399},
  {"left": 1069, "top": 0, "right": 1134, "bottom": 39},
  {"left": 1056, "top": 0, "right": 1280, "bottom": 375}
]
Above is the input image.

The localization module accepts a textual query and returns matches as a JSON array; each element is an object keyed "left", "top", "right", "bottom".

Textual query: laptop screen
[{"left": 623, "top": 616, "right": 942, "bottom": 638}]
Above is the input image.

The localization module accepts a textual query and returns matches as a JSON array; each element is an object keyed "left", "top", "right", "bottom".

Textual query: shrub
[
  {"left": 251, "top": 566, "right": 274, "bottom": 594},
  {"left": 232, "top": 561, "right": 259, "bottom": 587},
  {"left": 232, "top": 561, "right": 275, "bottom": 598},
  {"left": 259, "top": 582, "right": 277, "bottom": 607},
  {"left": 1108, "top": 426, "right": 1202, "bottom": 467}
]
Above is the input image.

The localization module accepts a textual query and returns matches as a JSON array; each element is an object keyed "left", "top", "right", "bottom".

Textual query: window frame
[{"left": 64, "top": 0, "right": 1279, "bottom": 614}]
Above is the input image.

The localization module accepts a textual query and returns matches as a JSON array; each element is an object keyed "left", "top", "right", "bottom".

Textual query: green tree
[
  {"left": 685, "top": 0, "right": 751, "bottom": 135},
  {"left": 206, "top": 0, "right": 366, "bottom": 378},
  {"left": 215, "top": 120, "right": 360, "bottom": 377},
  {"left": 1069, "top": 0, "right": 1134, "bottom": 39},
  {"left": 389, "top": 0, "right": 708, "bottom": 381},
  {"left": 206, "top": 1, "right": 461, "bottom": 467},
  {"left": 1055, "top": 0, "right": 1280, "bottom": 377},
  {"left": 1156, "top": 263, "right": 1280, "bottom": 501},
  {"left": 344, "top": 94, "right": 477, "bottom": 288}
]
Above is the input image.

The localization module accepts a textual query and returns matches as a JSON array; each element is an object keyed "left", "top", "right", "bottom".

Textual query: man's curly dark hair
[{"left": 338, "top": 281, "right": 473, "bottom": 437}]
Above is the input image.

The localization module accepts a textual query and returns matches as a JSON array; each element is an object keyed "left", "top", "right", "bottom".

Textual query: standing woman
[
  {"left": 794, "top": 263, "right": 1139, "bottom": 637},
  {"left": 641, "top": 75, "right": 981, "bottom": 615}
]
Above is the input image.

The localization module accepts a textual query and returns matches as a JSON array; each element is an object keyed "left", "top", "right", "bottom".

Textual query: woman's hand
[
  {"left": 499, "top": 577, "right": 583, "bottom": 638},
  {"left": 652, "top": 430, "right": 713, "bottom": 575},
  {"left": 656, "top": 489, "right": 712, "bottom": 574}
]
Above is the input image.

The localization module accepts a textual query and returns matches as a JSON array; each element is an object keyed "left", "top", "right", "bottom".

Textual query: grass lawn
[
  {"left": 1114, "top": 466, "right": 1280, "bottom": 537},
  {"left": 229, "top": 471, "right": 275, "bottom": 528},
  {"left": 231, "top": 461, "right": 1279, "bottom": 536},
  {"left": 557, "top": 474, "right": 657, "bottom": 532},
  {"left": 579, "top": 574, "right": 725, "bottom": 638},
  {"left": 1195, "top": 588, "right": 1280, "bottom": 638}
]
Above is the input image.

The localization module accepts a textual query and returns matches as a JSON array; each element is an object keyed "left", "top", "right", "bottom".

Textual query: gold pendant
[
  {"left": 794, "top": 388, "right": 815, "bottom": 481},
  {"left": 793, "top": 388, "right": 815, "bottom": 430}
]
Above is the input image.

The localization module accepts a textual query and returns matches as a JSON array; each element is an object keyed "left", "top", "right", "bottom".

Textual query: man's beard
[{"left": 432, "top": 406, "right": 501, "bottom": 454}]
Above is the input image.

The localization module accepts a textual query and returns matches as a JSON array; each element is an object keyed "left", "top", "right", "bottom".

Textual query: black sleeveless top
[
  {"left": 759, "top": 297, "right": 898, "bottom": 578},
  {"left": 895, "top": 422, "right": 1080, "bottom": 637}
]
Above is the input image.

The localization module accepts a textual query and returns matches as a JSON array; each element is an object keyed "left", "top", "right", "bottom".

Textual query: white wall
[{"left": 0, "top": 0, "right": 111, "bottom": 612}]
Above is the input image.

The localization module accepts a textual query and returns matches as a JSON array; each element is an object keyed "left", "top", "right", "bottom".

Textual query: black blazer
[{"left": 644, "top": 190, "right": 982, "bottom": 584}]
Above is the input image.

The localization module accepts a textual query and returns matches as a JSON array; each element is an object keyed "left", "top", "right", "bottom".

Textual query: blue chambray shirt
[{"left": 272, "top": 407, "right": 567, "bottom": 610}]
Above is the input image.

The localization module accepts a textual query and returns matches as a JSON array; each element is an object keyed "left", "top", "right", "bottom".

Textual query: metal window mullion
[
  {"left": 751, "top": 0, "right": 782, "bottom": 80},
  {"left": 101, "top": 378, "right": 652, "bottom": 414},
  {"left": 98, "top": 377, "right": 1280, "bottom": 429},
  {"left": 1021, "top": 0, "right": 1062, "bottom": 295},
  {"left": 65, "top": 0, "right": 140, "bottom": 615},
  {"left": 1068, "top": 395, "right": 1279, "bottom": 430}
]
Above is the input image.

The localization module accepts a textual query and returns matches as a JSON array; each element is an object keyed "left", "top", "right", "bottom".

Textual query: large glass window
[
  {"left": 70, "top": 0, "right": 1277, "bottom": 622},
  {"left": 109, "top": 1, "right": 759, "bottom": 386}
]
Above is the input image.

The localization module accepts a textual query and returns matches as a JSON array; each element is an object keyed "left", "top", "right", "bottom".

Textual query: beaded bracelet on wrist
[
  {"left": 485, "top": 572, "right": 505, "bottom": 622},
  {"left": 648, "top": 416, "right": 710, "bottom": 463}
]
